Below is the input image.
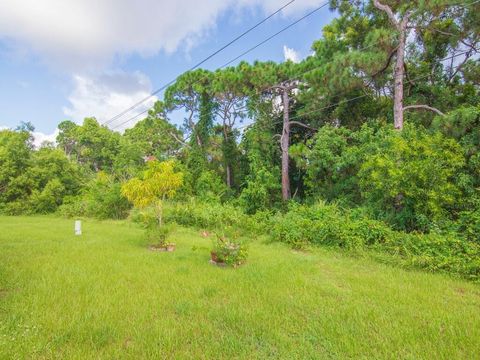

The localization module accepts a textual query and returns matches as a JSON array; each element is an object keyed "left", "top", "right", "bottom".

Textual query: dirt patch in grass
[
  {"left": 454, "top": 287, "right": 480, "bottom": 298},
  {"left": 123, "top": 337, "right": 134, "bottom": 349},
  {"left": 455, "top": 287, "right": 467, "bottom": 296}
]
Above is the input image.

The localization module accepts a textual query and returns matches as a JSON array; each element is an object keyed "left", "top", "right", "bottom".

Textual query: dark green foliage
[
  {"left": 0, "top": 129, "right": 33, "bottom": 207},
  {"left": 293, "top": 122, "right": 467, "bottom": 231},
  {"left": 58, "top": 173, "right": 131, "bottom": 220},
  {"left": 291, "top": 125, "right": 361, "bottom": 202},
  {"left": 239, "top": 167, "right": 280, "bottom": 214},
  {"left": 271, "top": 202, "right": 391, "bottom": 250},
  {"left": 123, "top": 101, "right": 182, "bottom": 161},
  {"left": 433, "top": 106, "right": 480, "bottom": 199},
  {"left": 238, "top": 120, "right": 282, "bottom": 213},
  {"left": 57, "top": 118, "right": 122, "bottom": 172},
  {"left": 162, "top": 200, "right": 270, "bottom": 236},
  {"left": 194, "top": 170, "right": 229, "bottom": 202},
  {"left": 271, "top": 202, "right": 480, "bottom": 280},
  {"left": 359, "top": 124, "right": 465, "bottom": 231},
  {"left": 185, "top": 91, "right": 216, "bottom": 192},
  {"left": 456, "top": 208, "right": 480, "bottom": 244},
  {"left": 379, "top": 232, "right": 480, "bottom": 281},
  {"left": 0, "top": 130, "right": 83, "bottom": 214}
]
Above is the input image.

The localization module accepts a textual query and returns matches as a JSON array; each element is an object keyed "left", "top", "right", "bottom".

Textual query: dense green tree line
[{"left": 0, "top": 0, "right": 478, "bottom": 240}]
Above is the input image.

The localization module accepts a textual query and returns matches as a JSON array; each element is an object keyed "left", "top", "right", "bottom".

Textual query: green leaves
[
  {"left": 0, "top": 129, "right": 84, "bottom": 215},
  {"left": 124, "top": 101, "right": 183, "bottom": 160},
  {"left": 121, "top": 160, "right": 184, "bottom": 209},
  {"left": 359, "top": 124, "right": 465, "bottom": 231}
]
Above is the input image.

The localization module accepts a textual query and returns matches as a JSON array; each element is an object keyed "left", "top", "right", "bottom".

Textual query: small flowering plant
[{"left": 210, "top": 230, "right": 248, "bottom": 267}]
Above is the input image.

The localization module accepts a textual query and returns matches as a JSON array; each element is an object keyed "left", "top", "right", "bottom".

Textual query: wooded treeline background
[{"left": 1, "top": 1, "right": 479, "bottom": 249}]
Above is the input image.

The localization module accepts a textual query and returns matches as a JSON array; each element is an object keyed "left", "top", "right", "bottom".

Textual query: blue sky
[{"left": 0, "top": 0, "right": 336, "bottom": 141}]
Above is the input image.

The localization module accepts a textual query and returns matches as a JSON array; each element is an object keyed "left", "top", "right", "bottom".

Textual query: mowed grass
[{"left": 0, "top": 217, "right": 479, "bottom": 359}]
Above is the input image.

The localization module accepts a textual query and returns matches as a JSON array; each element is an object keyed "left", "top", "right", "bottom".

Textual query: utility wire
[
  {"left": 111, "top": 41, "right": 384, "bottom": 131},
  {"left": 218, "top": 2, "right": 329, "bottom": 69},
  {"left": 287, "top": 50, "right": 472, "bottom": 122},
  {"left": 111, "top": 1, "right": 328, "bottom": 131},
  {"left": 230, "top": 50, "right": 473, "bottom": 131},
  {"left": 111, "top": 0, "right": 477, "bottom": 131},
  {"left": 103, "top": 0, "right": 296, "bottom": 127},
  {"left": 111, "top": 49, "right": 471, "bottom": 133}
]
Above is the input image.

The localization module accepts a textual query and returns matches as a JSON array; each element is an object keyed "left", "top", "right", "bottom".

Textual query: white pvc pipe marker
[{"left": 75, "top": 220, "right": 82, "bottom": 235}]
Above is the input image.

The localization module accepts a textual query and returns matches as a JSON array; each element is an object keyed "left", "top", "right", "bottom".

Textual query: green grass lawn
[{"left": 1, "top": 216, "right": 479, "bottom": 359}]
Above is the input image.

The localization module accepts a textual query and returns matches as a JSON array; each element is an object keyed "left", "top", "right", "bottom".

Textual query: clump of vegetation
[
  {"left": 271, "top": 202, "right": 480, "bottom": 280},
  {"left": 58, "top": 172, "right": 131, "bottom": 220},
  {"left": 271, "top": 202, "right": 391, "bottom": 250},
  {"left": 122, "top": 160, "right": 183, "bottom": 249},
  {"left": 210, "top": 231, "right": 248, "bottom": 267},
  {"left": 145, "top": 223, "right": 177, "bottom": 251},
  {"left": 163, "top": 199, "right": 271, "bottom": 237}
]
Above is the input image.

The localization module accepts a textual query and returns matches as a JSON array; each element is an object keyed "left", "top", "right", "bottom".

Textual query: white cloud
[
  {"left": 283, "top": 45, "right": 300, "bottom": 63},
  {"left": 0, "top": 0, "right": 321, "bottom": 70},
  {"left": 0, "top": 0, "right": 323, "bottom": 132},
  {"left": 63, "top": 71, "right": 157, "bottom": 131},
  {"left": 32, "top": 129, "right": 59, "bottom": 148},
  {"left": 0, "top": 126, "right": 57, "bottom": 148}
]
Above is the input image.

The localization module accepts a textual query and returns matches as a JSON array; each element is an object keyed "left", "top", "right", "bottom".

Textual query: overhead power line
[
  {"left": 225, "top": 50, "right": 474, "bottom": 133},
  {"left": 218, "top": 2, "right": 329, "bottom": 69},
  {"left": 232, "top": 51, "right": 472, "bottom": 134},
  {"left": 111, "top": 49, "right": 471, "bottom": 132},
  {"left": 103, "top": 0, "right": 297, "bottom": 127},
  {"left": 287, "top": 50, "right": 473, "bottom": 122},
  {"left": 110, "top": 0, "right": 477, "bottom": 131},
  {"left": 110, "top": 1, "right": 329, "bottom": 131}
]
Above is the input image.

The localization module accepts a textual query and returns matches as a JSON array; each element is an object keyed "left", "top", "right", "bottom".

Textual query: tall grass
[{"left": 1, "top": 216, "right": 479, "bottom": 359}]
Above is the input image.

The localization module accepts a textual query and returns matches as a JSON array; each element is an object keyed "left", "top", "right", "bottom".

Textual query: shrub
[
  {"left": 57, "top": 196, "right": 88, "bottom": 218},
  {"left": 456, "top": 209, "right": 480, "bottom": 244},
  {"left": 89, "top": 181, "right": 131, "bottom": 219},
  {"left": 290, "top": 125, "right": 359, "bottom": 202},
  {"left": 2, "top": 200, "right": 31, "bottom": 215},
  {"left": 271, "top": 202, "right": 480, "bottom": 280},
  {"left": 30, "top": 179, "right": 66, "bottom": 213},
  {"left": 359, "top": 125, "right": 464, "bottom": 231},
  {"left": 162, "top": 199, "right": 271, "bottom": 236},
  {"left": 271, "top": 202, "right": 392, "bottom": 250},
  {"left": 211, "top": 232, "right": 248, "bottom": 266},
  {"left": 145, "top": 224, "right": 176, "bottom": 246},
  {"left": 291, "top": 122, "right": 469, "bottom": 232},
  {"left": 379, "top": 232, "right": 480, "bottom": 280},
  {"left": 195, "top": 170, "right": 229, "bottom": 203},
  {"left": 129, "top": 206, "right": 159, "bottom": 228},
  {"left": 58, "top": 173, "right": 131, "bottom": 219},
  {"left": 239, "top": 167, "right": 281, "bottom": 214}
]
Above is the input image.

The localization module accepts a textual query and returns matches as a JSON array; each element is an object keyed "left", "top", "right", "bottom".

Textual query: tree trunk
[
  {"left": 226, "top": 164, "right": 232, "bottom": 188},
  {"left": 156, "top": 200, "right": 163, "bottom": 226},
  {"left": 281, "top": 89, "right": 291, "bottom": 201},
  {"left": 222, "top": 124, "right": 233, "bottom": 188},
  {"left": 373, "top": 0, "right": 410, "bottom": 131},
  {"left": 393, "top": 22, "right": 407, "bottom": 130}
]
